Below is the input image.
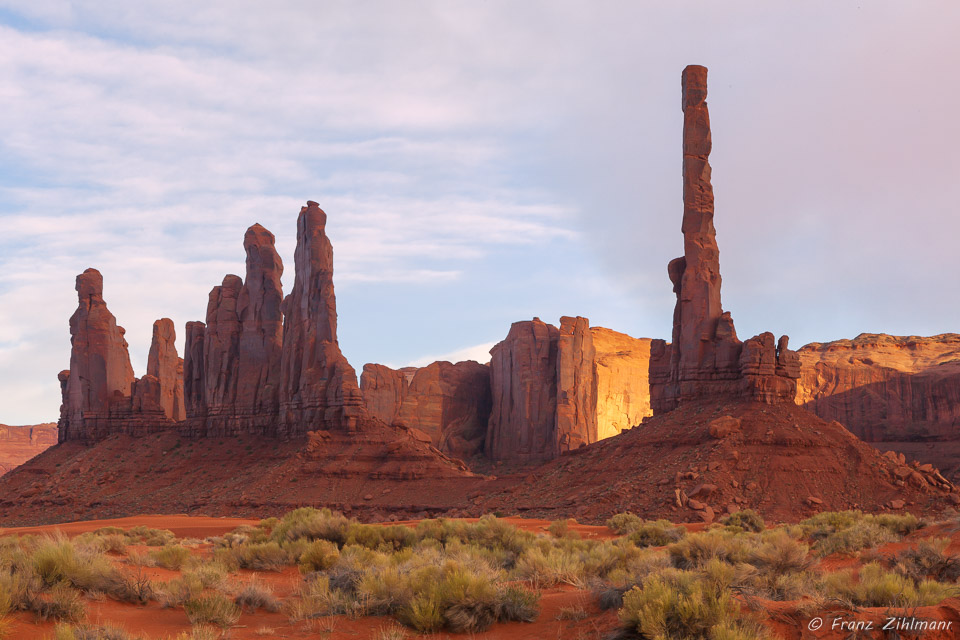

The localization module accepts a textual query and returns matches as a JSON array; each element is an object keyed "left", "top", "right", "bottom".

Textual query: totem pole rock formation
[
  {"left": 648, "top": 65, "right": 800, "bottom": 413},
  {"left": 58, "top": 269, "right": 180, "bottom": 442},
  {"left": 360, "top": 360, "right": 492, "bottom": 458}
]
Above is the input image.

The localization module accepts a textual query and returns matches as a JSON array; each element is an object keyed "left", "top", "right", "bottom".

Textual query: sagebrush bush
[
  {"left": 668, "top": 531, "right": 752, "bottom": 570},
  {"left": 149, "top": 545, "right": 190, "bottom": 570},
  {"left": 606, "top": 513, "right": 644, "bottom": 535},
  {"left": 627, "top": 520, "right": 686, "bottom": 548},
  {"left": 819, "top": 562, "right": 959, "bottom": 607},
  {"left": 618, "top": 569, "right": 764, "bottom": 640},
  {"left": 184, "top": 592, "right": 241, "bottom": 628},
  {"left": 721, "top": 510, "right": 765, "bottom": 533},
  {"left": 894, "top": 538, "right": 960, "bottom": 583},
  {"left": 801, "top": 510, "right": 921, "bottom": 557},
  {"left": 34, "top": 584, "right": 86, "bottom": 622},
  {"left": 297, "top": 539, "right": 340, "bottom": 573},
  {"left": 234, "top": 577, "right": 281, "bottom": 613},
  {"left": 230, "top": 542, "right": 291, "bottom": 571}
]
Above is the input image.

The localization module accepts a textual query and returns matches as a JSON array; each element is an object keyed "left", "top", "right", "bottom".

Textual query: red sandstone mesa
[{"left": 648, "top": 65, "right": 800, "bottom": 413}]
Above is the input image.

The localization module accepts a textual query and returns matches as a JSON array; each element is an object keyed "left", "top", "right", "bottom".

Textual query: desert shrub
[
  {"left": 627, "top": 520, "right": 686, "bottom": 548},
  {"left": 819, "top": 562, "right": 959, "bottom": 607},
  {"left": 668, "top": 531, "right": 753, "bottom": 569},
  {"left": 184, "top": 592, "right": 241, "bottom": 629},
  {"left": 158, "top": 574, "right": 203, "bottom": 609},
  {"left": 801, "top": 510, "right": 921, "bottom": 556},
  {"left": 811, "top": 521, "right": 898, "bottom": 557},
  {"left": 150, "top": 545, "right": 191, "bottom": 571},
  {"left": 374, "top": 623, "right": 408, "bottom": 640},
  {"left": 618, "top": 569, "right": 764, "bottom": 640},
  {"left": 183, "top": 561, "right": 230, "bottom": 590},
  {"left": 607, "top": 513, "right": 644, "bottom": 535},
  {"left": 721, "top": 510, "right": 765, "bottom": 533},
  {"left": 123, "top": 526, "right": 176, "bottom": 547},
  {"left": 894, "top": 538, "right": 960, "bottom": 582},
  {"left": 399, "top": 593, "right": 444, "bottom": 633},
  {"left": 271, "top": 508, "right": 352, "bottom": 545},
  {"left": 513, "top": 546, "right": 584, "bottom": 588},
  {"left": 346, "top": 523, "right": 418, "bottom": 551},
  {"left": 287, "top": 574, "right": 355, "bottom": 620},
  {"left": 230, "top": 542, "right": 291, "bottom": 571},
  {"left": 234, "top": 577, "right": 280, "bottom": 613},
  {"left": 547, "top": 519, "right": 580, "bottom": 540},
  {"left": 747, "top": 531, "right": 812, "bottom": 576},
  {"left": 54, "top": 623, "right": 139, "bottom": 640},
  {"left": 495, "top": 583, "right": 539, "bottom": 622},
  {"left": 34, "top": 584, "right": 86, "bottom": 622}
]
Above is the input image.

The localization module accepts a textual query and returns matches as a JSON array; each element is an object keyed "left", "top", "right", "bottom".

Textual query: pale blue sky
[{"left": 2, "top": 1, "right": 958, "bottom": 423}]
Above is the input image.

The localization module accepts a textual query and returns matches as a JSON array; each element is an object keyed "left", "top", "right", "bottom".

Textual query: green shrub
[
  {"left": 514, "top": 546, "right": 584, "bottom": 588},
  {"left": 547, "top": 520, "right": 580, "bottom": 540},
  {"left": 607, "top": 513, "right": 644, "bottom": 535},
  {"left": 184, "top": 593, "right": 241, "bottom": 629},
  {"left": 668, "top": 531, "right": 752, "bottom": 569},
  {"left": 618, "top": 569, "right": 764, "bottom": 640},
  {"left": 231, "top": 542, "right": 291, "bottom": 571},
  {"left": 495, "top": 583, "right": 539, "bottom": 622},
  {"left": 296, "top": 539, "right": 340, "bottom": 573},
  {"left": 819, "top": 562, "right": 960, "bottom": 607},
  {"left": 801, "top": 510, "right": 921, "bottom": 557},
  {"left": 721, "top": 510, "right": 765, "bottom": 533},
  {"left": 149, "top": 545, "right": 190, "bottom": 570},
  {"left": 271, "top": 507, "right": 351, "bottom": 545},
  {"left": 627, "top": 520, "right": 686, "bottom": 548}
]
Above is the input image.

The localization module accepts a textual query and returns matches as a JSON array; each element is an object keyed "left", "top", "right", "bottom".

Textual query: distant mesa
[{"left": 0, "top": 423, "right": 57, "bottom": 475}]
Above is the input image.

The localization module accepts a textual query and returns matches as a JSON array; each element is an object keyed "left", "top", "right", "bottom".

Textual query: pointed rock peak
[{"left": 300, "top": 200, "right": 328, "bottom": 231}]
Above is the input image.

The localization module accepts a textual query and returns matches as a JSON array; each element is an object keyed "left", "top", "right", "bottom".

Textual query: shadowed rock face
[
  {"left": 184, "top": 224, "right": 285, "bottom": 436},
  {"left": 649, "top": 65, "right": 800, "bottom": 414},
  {"left": 486, "top": 318, "right": 561, "bottom": 462},
  {"left": 182, "top": 204, "right": 364, "bottom": 437},
  {"left": 58, "top": 269, "right": 179, "bottom": 442},
  {"left": 556, "top": 316, "right": 598, "bottom": 453},
  {"left": 797, "top": 334, "right": 960, "bottom": 441},
  {"left": 360, "top": 360, "right": 492, "bottom": 458},
  {"left": 147, "top": 318, "right": 185, "bottom": 422}
]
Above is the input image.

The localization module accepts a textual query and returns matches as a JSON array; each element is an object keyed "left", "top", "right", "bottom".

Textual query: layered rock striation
[
  {"left": 649, "top": 65, "right": 800, "bottom": 413},
  {"left": 0, "top": 423, "right": 57, "bottom": 475},
  {"left": 58, "top": 269, "right": 182, "bottom": 442},
  {"left": 797, "top": 333, "right": 960, "bottom": 441}
]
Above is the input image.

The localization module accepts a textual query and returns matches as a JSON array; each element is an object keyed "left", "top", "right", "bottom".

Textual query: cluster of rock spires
[
  {"left": 58, "top": 202, "right": 367, "bottom": 443},
  {"left": 648, "top": 65, "right": 801, "bottom": 414},
  {"left": 57, "top": 268, "right": 183, "bottom": 442},
  {"left": 51, "top": 66, "right": 958, "bottom": 477}
]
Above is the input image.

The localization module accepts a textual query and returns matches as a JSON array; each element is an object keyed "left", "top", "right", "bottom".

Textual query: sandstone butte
[
  {"left": 362, "top": 319, "right": 653, "bottom": 464},
  {"left": 1, "top": 66, "right": 959, "bottom": 526}
]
